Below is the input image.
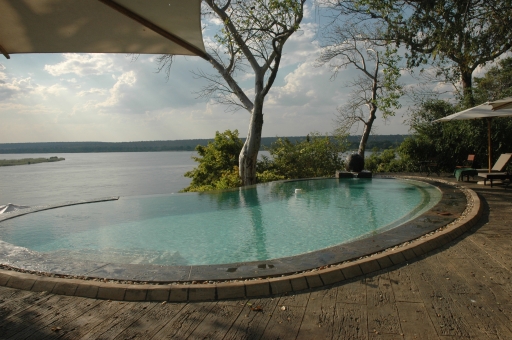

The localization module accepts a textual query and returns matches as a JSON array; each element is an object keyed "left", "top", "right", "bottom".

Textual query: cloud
[
  {"left": 96, "top": 71, "right": 136, "bottom": 109},
  {"left": 44, "top": 53, "right": 114, "bottom": 76},
  {"left": 0, "top": 76, "right": 34, "bottom": 101},
  {"left": 0, "top": 102, "right": 59, "bottom": 115},
  {"left": 34, "top": 83, "right": 68, "bottom": 98},
  {"left": 77, "top": 88, "right": 108, "bottom": 97}
]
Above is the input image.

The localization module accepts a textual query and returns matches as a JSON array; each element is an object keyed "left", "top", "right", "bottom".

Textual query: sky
[{"left": 0, "top": 4, "right": 469, "bottom": 143}]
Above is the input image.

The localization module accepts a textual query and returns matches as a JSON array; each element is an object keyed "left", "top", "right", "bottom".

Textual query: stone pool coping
[{"left": 0, "top": 176, "right": 482, "bottom": 302}]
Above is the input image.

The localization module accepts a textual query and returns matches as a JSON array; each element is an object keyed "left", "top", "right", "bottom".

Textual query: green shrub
[
  {"left": 257, "top": 133, "right": 348, "bottom": 180},
  {"left": 181, "top": 130, "right": 243, "bottom": 192}
]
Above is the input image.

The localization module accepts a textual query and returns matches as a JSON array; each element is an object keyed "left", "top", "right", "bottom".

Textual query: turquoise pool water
[{"left": 0, "top": 178, "right": 441, "bottom": 266}]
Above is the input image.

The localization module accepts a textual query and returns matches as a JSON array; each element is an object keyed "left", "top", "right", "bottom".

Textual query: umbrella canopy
[
  {"left": 434, "top": 97, "right": 512, "bottom": 172},
  {"left": 0, "top": 0, "right": 206, "bottom": 59},
  {"left": 489, "top": 97, "right": 512, "bottom": 111}
]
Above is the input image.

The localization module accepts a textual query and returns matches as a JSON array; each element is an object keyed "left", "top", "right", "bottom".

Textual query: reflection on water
[{"left": 239, "top": 187, "right": 268, "bottom": 261}]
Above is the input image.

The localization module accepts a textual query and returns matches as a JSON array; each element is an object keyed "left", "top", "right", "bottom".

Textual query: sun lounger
[
  {"left": 454, "top": 168, "right": 478, "bottom": 181},
  {"left": 477, "top": 153, "right": 512, "bottom": 187},
  {"left": 479, "top": 172, "right": 512, "bottom": 187},
  {"left": 455, "top": 154, "right": 475, "bottom": 169},
  {"left": 477, "top": 153, "right": 512, "bottom": 173}
]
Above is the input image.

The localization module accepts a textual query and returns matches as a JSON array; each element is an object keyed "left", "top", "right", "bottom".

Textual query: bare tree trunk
[
  {"left": 239, "top": 97, "right": 264, "bottom": 185},
  {"left": 358, "top": 106, "right": 377, "bottom": 158}
]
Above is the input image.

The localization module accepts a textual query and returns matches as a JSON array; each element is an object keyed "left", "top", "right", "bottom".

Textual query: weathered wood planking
[
  {"left": 48, "top": 298, "right": 127, "bottom": 339},
  {"left": 259, "top": 292, "right": 309, "bottom": 339},
  {"left": 296, "top": 287, "right": 336, "bottom": 339},
  {"left": 70, "top": 301, "right": 154, "bottom": 340},
  {"left": 150, "top": 302, "right": 216, "bottom": 338},
  {"left": 186, "top": 301, "right": 246, "bottom": 339},
  {"left": 223, "top": 297, "right": 280, "bottom": 340}
]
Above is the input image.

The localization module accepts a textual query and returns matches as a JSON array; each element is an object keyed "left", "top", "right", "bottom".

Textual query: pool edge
[{"left": 0, "top": 177, "right": 482, "bottom": 302}]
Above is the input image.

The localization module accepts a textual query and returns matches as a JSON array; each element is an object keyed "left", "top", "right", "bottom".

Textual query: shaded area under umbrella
[
  {"left": 434, "top": 97, "right": 512, "bottom": 173},
  {"left": 0, "top": 0, "right": 206, "bottom": 59}
]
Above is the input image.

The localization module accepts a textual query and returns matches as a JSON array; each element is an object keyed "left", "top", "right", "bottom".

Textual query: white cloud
[
  {"left": 77, "top": 88, "right": 107, "bottom": 97},
  {"left": 0, "top": 102, "right": 59, "bottom": 115},
  {"left": 0, "top": 76, "right": 34, "bottom": 101},
  {"left": 35, "top": 83, "right": 68, "bottom": 98},
  {"left": 96, "top": 71, "right": 136, "bottom": 108},
  {"left": 44, "top": 53, "right": 114, "bottom": 77}
]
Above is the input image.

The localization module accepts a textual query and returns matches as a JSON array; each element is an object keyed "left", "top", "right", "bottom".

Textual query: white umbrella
[
  {"left": 434, "top": 97, "right": 512, "bottom": 172},
  {"left": 488, "top": 97, "right": 512, "bottom": 110},
  {"left": 0, "top": 0, "right": 206, "bottom": 59}
]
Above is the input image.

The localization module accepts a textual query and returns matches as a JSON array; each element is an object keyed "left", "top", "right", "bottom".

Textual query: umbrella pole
[{"left": 487, "top": 118, "right": 492, "bottom": 173}]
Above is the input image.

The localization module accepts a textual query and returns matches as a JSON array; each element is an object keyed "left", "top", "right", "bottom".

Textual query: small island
[{"left": 0, "top": 156, "right": 65, "bottom": 167}]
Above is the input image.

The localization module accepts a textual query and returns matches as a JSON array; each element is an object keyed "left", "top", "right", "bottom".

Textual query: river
[{"left": 0, "top": 152, "right": 198, "bottom": 206}]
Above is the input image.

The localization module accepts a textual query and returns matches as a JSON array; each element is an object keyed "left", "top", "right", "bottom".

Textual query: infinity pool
[{"left": 0, "top": 178, "right": 440, "bottom": 266}]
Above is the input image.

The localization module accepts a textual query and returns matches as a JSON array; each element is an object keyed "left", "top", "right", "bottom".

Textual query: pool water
[{"left": 0, "top": 178, "right": 441, "bottom": 266}]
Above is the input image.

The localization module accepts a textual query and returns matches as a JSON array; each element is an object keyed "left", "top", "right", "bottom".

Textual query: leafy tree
[
  {"left": 160, "top": 0, "right": 306, "bottom": 186},
  {"left": 181, "top": 130, "right": 243, "bottom": 192},
  {"left": 325, "top": 0, "right": 512, "bottom": 104},
  {"left": 363, "top": 58, "right": 512, "bottom": 173},
  {"left": 317, "top": 22, "right": 403, "bottom": 159},
  {"left": 257, "top": 133, "right": 348, "bottom": 181},
  {"left": 474, "top": 57, "right": 512, "bottom": 104},
  {"left": 364, "top": 148, "right": 408, "bottom": 173},
  {"left": 404, "top": 57, "right": 512, "bottom": 170},
  {"left": 399, "top": 99, "right": 512, "bottom": 172}
]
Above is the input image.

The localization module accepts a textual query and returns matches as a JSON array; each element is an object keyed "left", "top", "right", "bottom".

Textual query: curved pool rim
[{"left": 0, "top": 176, "right": 470, "bottom": 285}]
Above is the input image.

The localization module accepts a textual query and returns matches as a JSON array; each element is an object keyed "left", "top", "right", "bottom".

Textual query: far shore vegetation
[
  {"left": 0, "top": 156, "right": 65, "bottom": 167},
  {"left": 0, "top": 136, "right": 405, "bottom": 154}
]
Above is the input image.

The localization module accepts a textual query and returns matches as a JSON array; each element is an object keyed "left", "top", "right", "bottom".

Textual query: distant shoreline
[
  {"left": 0, "top": 135, "right": 408, "bottom": 154},
  {"left": 0, "top": 157, "right": 65, "bottom": 167}
]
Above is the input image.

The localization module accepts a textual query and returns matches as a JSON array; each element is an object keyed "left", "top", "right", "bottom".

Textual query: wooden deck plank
[
  {"left": 0, "top": 286, "right": 35, "bottom": 305},
  {"left": 446, "top": 255, "right": 512, "bottom": 305},
  {"left": 388, "top": 265, "right": 422, "bottom": 303},
  {"left": 1, "top": 294, "right": 74, "bottom": 339},
  {"left": 368, "top": 333, "right": 404, "bottom": 339},
  {"left": 81, "top": 302, "right": 154, "bottom": 340},
  {"left": 295, "top": 287, "right": 336, "bottom": 340},
  {"left": 469, "top": 233, "right": 512, "bottom": 271},
  {"left": 185, "top": 301, "right": 246, "bottom": 339},
  {"left": 395, "top": 302, "right": 439, "bottom": 340},
  {"left": 44, "top": 300, "right": 127, "bottom": 339},
  {"left": 0, "top": 290, "right": 51, "bottom": 322},
  {"left": 454, "top": 237, "right": 512, "bottom": 295},
  {"left": 414, "top": 252, "right": 511, "bottom": 339},
  {"left": 223, "top": 297, "right": 280, "bottom": 340},
  {"left": 259, "top": 292, "right": 309, "bottom": 340},
  {"left": 336, "top": 277, "right": 367, "bottom": 305},
  {"left": 109, "top": 302, "right": 187, "bottom": 340},
  {"left": 498, "top": 304, "right": 512, "bottom": 322},
  {"left": 403, "top": 258, "right": 473, "bottom": 338},
  {"left": 150, "top": 302, "right": 216, "bottom": 339},
  {"left": 7, "top": 296, "right": 101, "bottom": 340},
  {"left": 437, "top": 252, "right": 512, "bottom": 338},
  {"left": 333, "top": 301, "right": 368, "bottom": 339},
  {"left": 366, "top": 272, "right": 403, "bottom": 336}
]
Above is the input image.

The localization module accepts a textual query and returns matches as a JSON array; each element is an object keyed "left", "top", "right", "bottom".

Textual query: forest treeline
[{"left": 0, "top": 135, "right": 407, "bottom": 154}]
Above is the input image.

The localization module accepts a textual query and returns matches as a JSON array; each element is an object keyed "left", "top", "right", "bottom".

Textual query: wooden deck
[{"left": 0, "top": 178, "right": 511, "bottom": 339}]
